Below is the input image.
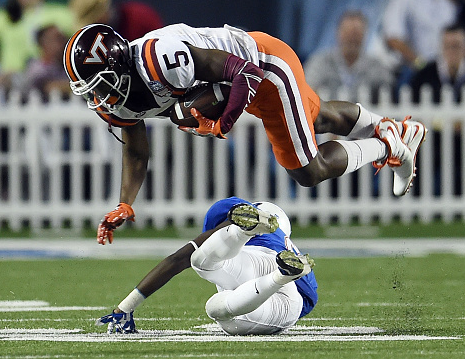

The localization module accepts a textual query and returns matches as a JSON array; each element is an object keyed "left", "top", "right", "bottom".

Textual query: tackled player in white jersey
[{"left": 96, "top": 197, "right": 317, "bottom": 335}]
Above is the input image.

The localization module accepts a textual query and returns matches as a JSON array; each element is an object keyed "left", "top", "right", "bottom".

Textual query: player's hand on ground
[
  {"left": 178, "top": 108, "right": 226, "bottom": 139},
  {"left": 97, "top": 203, "right": 135, "bottom": 245},
  {"left": 96, "top": 310, "right": 138, "bottom": 334}
]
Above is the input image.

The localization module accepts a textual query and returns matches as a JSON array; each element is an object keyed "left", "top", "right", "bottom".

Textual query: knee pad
[
  {"left": 190, "top": 247, "right": 215, "bottom": 271},
  {"left": 191, "top": 247, "right": 223, "bottom": 272},
  {"left": 190, "top": 247, "right": 205, "bottom": 270},
  {"left": 205, "top": 291, "right": 233, "bottom": 321}
]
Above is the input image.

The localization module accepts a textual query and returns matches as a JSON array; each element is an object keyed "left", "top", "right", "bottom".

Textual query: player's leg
[
  {"left": 206, "top": 250, "right": 313, "bottom": 320},
  {"left": 303, "top": 100, "right": 426, "bottom": 194},
  {"left": 248, "top": 79, "right": 393, "bottom": 188},
  {"left": 317, "top": 97, "right": 428, "bottom": 153},
  {"left": 247, "top": 32, "right": 421, "bottom": 194},
  {"left": 205, "top": 250, "right": 313, "bottom": 335},
  {"left": 315, "top": 100, "right": 383, "bottom": 138},
  {"left": 285, "top": 136, "right": 390, "bottom": 187},
  {"left": 209, "top": 283, "right": 303, "bottom": 335},
  {"left": 191, "top": 203, "right": 278, "bottom": 288},
  {"left": 310, "top": 100, "right": 426, "bottom": 194}
]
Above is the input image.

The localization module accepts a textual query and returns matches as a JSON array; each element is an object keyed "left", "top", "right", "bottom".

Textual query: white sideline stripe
[{"left": 2, "top": 238, "right": 465, "bottom": 259}]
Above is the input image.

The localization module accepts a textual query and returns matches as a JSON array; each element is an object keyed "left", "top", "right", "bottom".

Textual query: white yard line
[
  {"left": 0, "top": 328, "right": 460, "bottom": 343},
  {"left": 0, "top": 302, "right": 461, "bottom": 343},
  {"left": 1, "top": 306, "right": 107, "bottom": 312}
]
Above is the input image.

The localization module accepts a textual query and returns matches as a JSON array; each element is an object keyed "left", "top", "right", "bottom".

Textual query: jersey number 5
[{"left": 163, "top": 51, "right": 189, "bottom": 70}]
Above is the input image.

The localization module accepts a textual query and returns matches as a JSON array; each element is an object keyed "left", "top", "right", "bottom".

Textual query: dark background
[{"left": 113, "top": 0, "right": 280, "bottom": 37}]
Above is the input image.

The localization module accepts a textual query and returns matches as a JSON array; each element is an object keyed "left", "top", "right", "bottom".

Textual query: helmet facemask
[{"left": 71, "top": 70, "right": 131, "bottom": 114}]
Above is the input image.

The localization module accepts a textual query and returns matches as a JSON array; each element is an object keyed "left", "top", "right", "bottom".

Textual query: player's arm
[
  {"left": 96, "top": 221, "right": 230, "bottom": 332},
  {"left": 97, "top": 120, "right": 149, "bottom": 245},
  {"left": 187, "top": 45, "right": 264, "bottom": 134},
  {"left": 95, "top": 220, "right": 230, "bottom": 333},
  {"left": 120, "top": 121, "right": 149, "bottom": 205},
  {"left": 132, "top": 222, "right": 229, "bottom": 298}
]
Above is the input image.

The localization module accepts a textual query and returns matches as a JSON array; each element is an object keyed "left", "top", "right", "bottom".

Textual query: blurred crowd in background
[
  {"left": 1, "top": 0, "right": 465, "bottom": 105},
  {"left": 0, "top": 0, "right": 164, "bottom": 102}
]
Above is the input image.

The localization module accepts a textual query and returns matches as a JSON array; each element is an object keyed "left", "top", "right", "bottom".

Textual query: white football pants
[{"left": 191, "top": 225, "right": 302, "bottom": 335}]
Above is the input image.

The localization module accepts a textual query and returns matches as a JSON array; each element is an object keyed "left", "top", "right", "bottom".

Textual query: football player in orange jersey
[{"left": 63, "top": 24, "right": 427, "bottom": 245}]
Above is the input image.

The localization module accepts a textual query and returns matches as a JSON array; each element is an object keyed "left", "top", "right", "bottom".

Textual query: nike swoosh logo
[
  {"left": 254, "top": 282, "right": 259, "bottom": 294},
  {"left": 184, "top": 89, "right": 207, "bottom": 108}
]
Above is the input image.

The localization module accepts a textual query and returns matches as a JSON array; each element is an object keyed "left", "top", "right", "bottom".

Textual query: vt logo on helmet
[
  {"left": 63, "top": 24, "right": 133, "bottom": 114},
  {"left": 84, "top": 33, "right": 108, "bottom": 64}
]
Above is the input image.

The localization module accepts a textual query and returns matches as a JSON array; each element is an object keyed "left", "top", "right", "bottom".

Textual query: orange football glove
[
  {"left": 178, "top": 108, "right": 226, "bottom": 139},
  {"left": 97, "top": 203, "right": 135, "bottom": 245}
]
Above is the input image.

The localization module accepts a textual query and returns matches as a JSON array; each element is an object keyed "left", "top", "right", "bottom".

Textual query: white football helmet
[{"left": 253, "top": 202, "right": 291, "bottom": 237}]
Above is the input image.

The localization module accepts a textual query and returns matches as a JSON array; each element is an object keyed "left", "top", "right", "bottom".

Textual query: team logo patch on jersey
[
  {"left": 148, "top": 81, "right": 164, "bottom": 92},
  {"left": 148, "top": 81, "right": 171, "bottom": 97}
]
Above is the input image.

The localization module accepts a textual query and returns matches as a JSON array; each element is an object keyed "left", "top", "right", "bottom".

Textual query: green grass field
[{"left": 1, "top": 253, "right": 464, "bottom": 358}]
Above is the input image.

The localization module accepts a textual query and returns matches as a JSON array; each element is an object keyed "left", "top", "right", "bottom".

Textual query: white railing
[{"left": 0, "top": 86, "right": 464, "bottom": 231}]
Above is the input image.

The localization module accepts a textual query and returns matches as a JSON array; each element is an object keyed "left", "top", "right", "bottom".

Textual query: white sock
[
  {"left": 348, "top": 103, "right": 384, "bottom": 139},
  {"left": 335, "top": 138, "right": 388, "bottom": 175},
  {"left": 272, "top": 268, "right": 300, "bottom": 285},
  {"left": 190, "top": 225, "right": 250, "bottom": 271},
  {"left": 118, "top": 288, "right": 146, "bottom": 313}
]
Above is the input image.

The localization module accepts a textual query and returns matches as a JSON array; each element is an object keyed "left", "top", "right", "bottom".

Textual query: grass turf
[{"left": 0, "top": 254, "right": 464, "bottom": 358}]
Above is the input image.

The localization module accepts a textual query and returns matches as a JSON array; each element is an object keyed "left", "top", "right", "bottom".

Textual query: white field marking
[
  {"left": 3, "top": 238, "right": 465, "bottom": 259},
  {"left": 2, "top": 316, "right": 463, "bottom": 323},
  {"left": 0, "top": 329, "right": 82, "bottom": 334},
  {"left": 2, "top": 306, "right": 107, "bottom": 312},
  {"left": 124, "top": 317, "right": 204, "bottom": 322},
  {"left": 194, "top": 323, "right": 385, "bottom": 335},
  {"left": 0, "top": 301, "right": 49, "bottom": 307},
  {"left": 357, "top": 302, "right": 433, "bottom": 307},
  {"left": 0, "top": 300, "right": 106, "bottom": 312},
  {"left": 0, "top": 317, "right": 201, "bottom": 323},
  {"left": 320, "top": 302, "right": 434, "bottom": 308},
  {"left": 299, "top": 317, "right": 465, "bottom": 322},
  {"left": 0, "top": 325, "right": 461, "bottom": 343}
]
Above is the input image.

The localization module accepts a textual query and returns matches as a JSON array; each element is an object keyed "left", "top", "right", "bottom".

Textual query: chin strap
[{"left": 107, "top": 118, "right": 126, "bottom": 144}]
